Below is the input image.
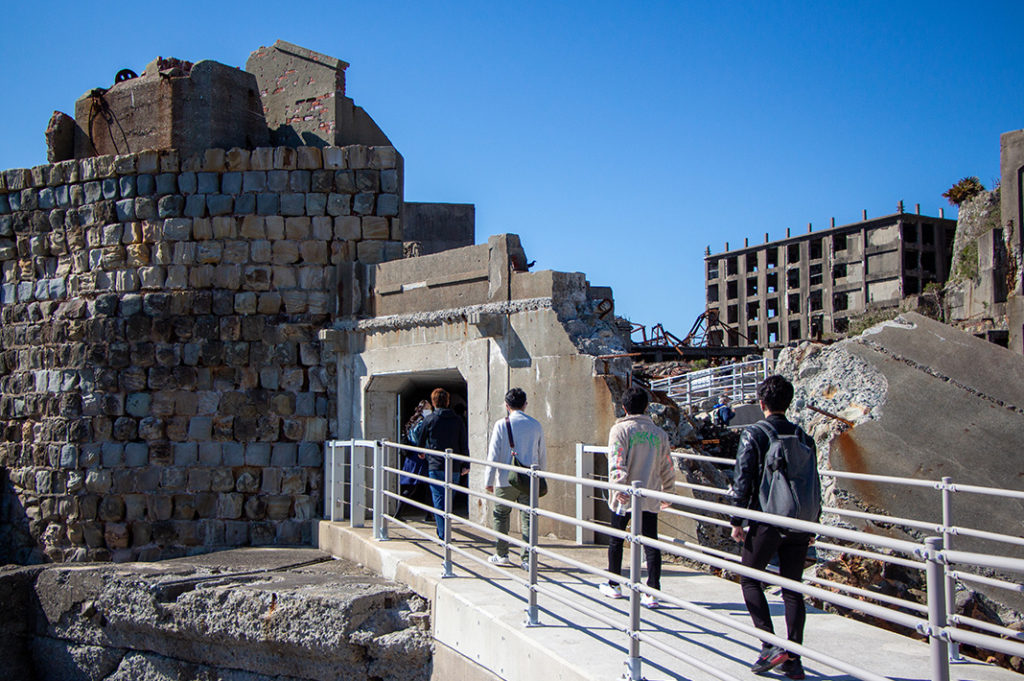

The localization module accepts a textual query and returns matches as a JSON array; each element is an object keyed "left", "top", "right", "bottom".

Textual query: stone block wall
[{"left": 0, "top": 144, "right": 404, "bottom": 564}]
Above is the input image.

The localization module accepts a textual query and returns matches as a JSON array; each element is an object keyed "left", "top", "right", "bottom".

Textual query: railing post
[
  {"left": 526, "top": 464, "right": 541, "bottom": 626},
  {"left": 575, "top": 443, "right": 594, "bottom": 544},
  {"left": 442, "top": 448, "right": 455, "bottom": 578},
  {"left": 940, "top": 476, "right": 963, "bottom": 662},
  {"left": 625, "top": 480, "right": 643, "bottom": 681},
  {"left": 925, "top": 536, "right": 951, "bottom": 681},
  {"left": 350, "top": 443, "right": 366, "bottom": 528},
  {"left": 373, "top": 440, "right": 387, "bottom": 540}
]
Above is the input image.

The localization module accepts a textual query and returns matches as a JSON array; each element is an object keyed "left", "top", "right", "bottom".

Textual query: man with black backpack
[{"left": 730, "top": 375, "right": 821, "bottom": 680}]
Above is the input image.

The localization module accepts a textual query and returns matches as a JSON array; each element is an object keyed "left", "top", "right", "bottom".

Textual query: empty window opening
[
  {"left": 727, "top": 328, "right": 739, "bottom": 346},
  {"left": 945, "top": 228, "right": 955, "bottom": 245},
  {"left": 707, "top": 284, "right": 719, "bottom": 303},
  {"left": 832, "top": 263, "right": 847, "bottom": 280},
  {"left": 747, "top": 327, "right": 759, "bottom": 345},
  {"left": 903, "top": 250, "right": 919, "bottom": 271},
  {"left": 833, "top": 292, "right": 849, "bottom": 311},
  {"left": 746, "top": 252, "right": 758, "bottom": 273},
  {"left": 766, "top": 298, "right": 778, "bottom": 318},
  {"left": 767, "top": 322, "right": 779, "bottom": 344},
  {"left": 707, "top": 261, "right": 719, "bottom": 280},
  {"left": 810, "top": 239, "right": 823, "bottom": 260},
  {"left": 921, "top": 252, "right": 936, "bottom": 272},
  {"left": 727, "top": 304, "right": 738, "bottom": 324},
  {"left": 727, "top": 257, "right": 739, "bottom": 276},
  {"left": 787, "top": 268, "right": 801, "bottom": 289},
  {"left": 809, "top": 263, "right": 823, "bottom": 286},
  {"left": 903, "top": 223, "right": 918, "bottom": 243},
  {"left": 766, "top": 248, "right": 778, "bottom": 268},
  {"left": 788, "top": 293, "right": 801, "bottom": 313},
  {"left": 788, "top": 319, "right": 802, "bottom": 339},
  {"left": 766, "top": 273, "right": 778, "bottom": 293},
  {"left": 809, "top": 290, "right": 822, "bottom": 311},
  {"left": 922, "top": 224, "right": 935, "bottom": 246},
  {"left": 905, "top": 277, "right": 920, "bottom": 294},
  {"left": 747, "top": 277, "right": 758, "bottom": 296},
  {"left": 726, "top": 280, "right": 738, "bottom": 299},
  {"left": 747, "top": 302, "right": 760, "bottom": 321},
  {"left": 834, "top": 318, "right": 849, "bottom": 334},
  {"left": 833, "top": 233, "right": 848, "bottom": 251},
  {"left": 787, "top": 243, "right": 800, "bottom": 262}
]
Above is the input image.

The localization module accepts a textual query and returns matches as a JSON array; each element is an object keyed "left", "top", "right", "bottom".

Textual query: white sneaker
[
  {"left": 598, "top": 582, "right": 624, "bottom": 599},
  {"left": 488, "top": 554, "right": 512, "bottom": 567},
  {"left": 641, "top": 593, "right": 661, "bottom": 608}
]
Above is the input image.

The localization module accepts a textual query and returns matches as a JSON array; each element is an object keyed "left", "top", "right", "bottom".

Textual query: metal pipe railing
[{"left": 328, "top": 438, "right": 1024, "bottom": 681}]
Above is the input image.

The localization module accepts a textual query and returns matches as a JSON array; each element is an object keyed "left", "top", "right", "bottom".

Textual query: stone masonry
[{"left": 0, "top": 143, "right": 404, "bottom": 563}]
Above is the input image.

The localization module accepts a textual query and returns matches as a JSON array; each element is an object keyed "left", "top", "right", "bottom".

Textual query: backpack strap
[{"left": 751, "top": 419, "right": 779, "bottom": 440}]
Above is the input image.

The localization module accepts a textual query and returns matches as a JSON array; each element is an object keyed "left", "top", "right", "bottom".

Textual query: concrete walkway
[{"left": 317, "top": 519, "right": 1018, "bottom": 681}]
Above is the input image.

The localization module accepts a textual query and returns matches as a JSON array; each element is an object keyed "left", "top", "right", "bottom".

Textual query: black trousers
[
  {"left": 740, "top": 523, "right": 812, "bottom": 657},
  {"left": 607, "top": 510, "right": 661, "bottom": 590}
]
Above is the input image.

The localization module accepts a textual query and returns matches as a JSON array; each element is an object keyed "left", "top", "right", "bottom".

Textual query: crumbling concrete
[
  {"left": 246, "top": 41, "right": 391, "bottom": 149},
  {"left": 72, "top": 58, "right": 270, "bottom": 159},
  {"left": 777, "top": 312, "right": 1024, "bottom": 614},
  {"left": 0, "top": 547, "right": 432, "bottom": 681}
]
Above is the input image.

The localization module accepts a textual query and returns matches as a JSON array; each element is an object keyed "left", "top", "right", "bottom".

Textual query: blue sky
[{"left": 2, "top": 1, "right": 1021, "bottom": 337}]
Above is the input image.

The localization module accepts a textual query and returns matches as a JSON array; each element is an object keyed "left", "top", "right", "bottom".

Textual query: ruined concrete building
[
  {"left": 0, "top": 41, "right": 627, "bottom": 564},
  {"left": 704, "top": 210, "right": 957, "bottom": 345}
]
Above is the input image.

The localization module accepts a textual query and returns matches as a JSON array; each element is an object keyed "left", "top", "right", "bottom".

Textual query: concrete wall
[
  {"left": 326, "top": 235, "right": 627, "bottom": 536},
  {"left": 403, "top": 203, "right": 475, "bottom": 256},
  {"left": 247, "top": 40, "right": 391, "bottom": 149},
  {"left": 1001, "top": 130, "right": 1024, "bottom": 354},
  {"left": 73, "top": 59, "right": 269, "bottom": 159},
  {"left": 0, "top": 144, "right": 404, "bottom": 563}
]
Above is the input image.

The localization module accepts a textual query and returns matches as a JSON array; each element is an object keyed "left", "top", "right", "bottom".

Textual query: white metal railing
[
  {"left": 649, "top": 358, "right": 772, "bottom": 409},
  {"left": 325, "top": 438, "right": 1024, "bottom": 681},
  {"left": 580, "top": 446, "right": 1024, "bottom": 663}
]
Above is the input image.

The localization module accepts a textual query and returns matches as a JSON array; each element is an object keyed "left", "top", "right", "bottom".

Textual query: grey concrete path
[{"left": 317, "top": 519, "right": 1018, "bottom": 681}]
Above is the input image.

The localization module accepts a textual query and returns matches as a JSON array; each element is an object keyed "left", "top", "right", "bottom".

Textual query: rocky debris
[
  {"left": 0, "top": 548, "right": 432, "bottom": 681},
  {"left": 46, "top": 112, "right": 76, "bottom": 163}
]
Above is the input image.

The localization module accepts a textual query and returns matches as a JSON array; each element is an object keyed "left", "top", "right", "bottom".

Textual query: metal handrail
[
  {"left": 574, "top": 442, "right": 1024, "bottom": 671},
  {"left": 326, "top": 438, "right": 1024, "bottom": 681}
]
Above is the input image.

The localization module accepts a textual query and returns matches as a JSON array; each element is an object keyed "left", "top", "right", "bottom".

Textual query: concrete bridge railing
[{"left": 325, "top": 438, "right": 1024, "bottom": 681}]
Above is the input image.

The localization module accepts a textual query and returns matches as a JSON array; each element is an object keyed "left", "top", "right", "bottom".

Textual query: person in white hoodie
[
  {"left": 599, "top": 386, "right": 675, "bottom": 607},
  {"left": 484, "top": 388, "right": 546, "bottom": 568}
]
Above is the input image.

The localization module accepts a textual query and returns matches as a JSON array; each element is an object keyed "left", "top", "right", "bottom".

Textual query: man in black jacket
[
  {"left": 730, "top": 375, "right": 815, "bottom": 680},
  {"left": 419, "top": 388, "right": 470, "bottom": 538}
]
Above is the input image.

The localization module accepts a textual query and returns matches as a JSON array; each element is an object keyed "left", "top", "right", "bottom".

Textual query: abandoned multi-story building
[{"left": 704, "top": 209, "right": 958, "bottom": 346}]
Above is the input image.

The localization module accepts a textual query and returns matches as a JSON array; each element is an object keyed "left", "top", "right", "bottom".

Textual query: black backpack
[{"left": 754, "top": 420, "right": 821, "bottom": 523}]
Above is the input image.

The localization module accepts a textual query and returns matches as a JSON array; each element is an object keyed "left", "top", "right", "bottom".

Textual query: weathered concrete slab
[
  {"left": 0, "top": 548, "right": 431, "bottom": 681},
  {"left": 779, "top": 312, "right": 1024, "bottom": 613}
]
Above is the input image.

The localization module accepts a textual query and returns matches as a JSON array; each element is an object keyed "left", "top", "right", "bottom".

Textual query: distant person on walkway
[
  {"left": 396, "top": 400, "right": 432, "bottom": 520},
  {"left": 598, "top": 387, "right": 675, "bottom": 608},
  {"left": 713, "top": 394, "right": 735, "bottom": 426},
  {"left": 420, "top": 388, "right": 469, "bottom": 539},
  {"left": 730, "top": 375, "right": 817, "bottom": 680},
  {"left": 484, "top": 388, "right": 546, "bottom": 568}
]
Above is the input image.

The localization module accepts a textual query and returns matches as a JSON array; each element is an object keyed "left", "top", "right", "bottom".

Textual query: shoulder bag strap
[{"left": 504, "top": 416, "right": 517, "bottom": 460}]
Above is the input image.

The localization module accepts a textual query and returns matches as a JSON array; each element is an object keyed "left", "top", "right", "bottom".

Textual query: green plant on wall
[
  {"left": 954, "top": 240, "right": 979, "bottom": 282},
  {"left": 943, "top": 177, "right": 985, "bottom": 206}
]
